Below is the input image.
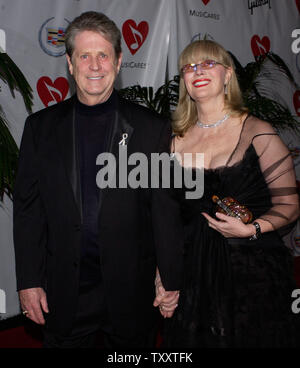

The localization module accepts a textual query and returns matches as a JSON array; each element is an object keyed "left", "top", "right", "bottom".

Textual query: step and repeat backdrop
[{"left": 0, "top": 0, "right": 299, "bottom": 318}]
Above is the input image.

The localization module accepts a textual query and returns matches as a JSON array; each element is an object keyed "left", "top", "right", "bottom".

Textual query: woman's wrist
[
  {"left": 249, "top": 221, "right": 261, "bottom": 240},
  {"left": 155, "top": 268, "right": 161, "bottom": 286},
  {"left": 248, "top": 223, "right": 257, "bottom": 236},
  {"left": 244, "top": 223, "right": 256, "bottom": 237}
]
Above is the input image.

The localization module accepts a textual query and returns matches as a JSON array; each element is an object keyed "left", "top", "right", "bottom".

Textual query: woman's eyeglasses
[{"left": 181, "top": 60, "right": 225, "bottom": 74}]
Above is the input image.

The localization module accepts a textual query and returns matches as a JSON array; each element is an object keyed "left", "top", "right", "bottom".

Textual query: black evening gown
[{"left": 164, "top": 116, "right": 300, "bottom": 348}]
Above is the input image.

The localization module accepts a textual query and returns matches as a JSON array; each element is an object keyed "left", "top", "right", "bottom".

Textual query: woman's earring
[{"left": 224, "top": 84, "right": 228, "bottom": 95}]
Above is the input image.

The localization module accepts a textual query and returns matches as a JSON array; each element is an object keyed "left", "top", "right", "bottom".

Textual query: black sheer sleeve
[{"left": 227, "top": 116, "right": 299, "bottom": 230}]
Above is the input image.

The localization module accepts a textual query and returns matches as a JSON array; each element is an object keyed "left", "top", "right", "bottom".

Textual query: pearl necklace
[{"left": 196, "top": 113, "right": 230, "bottom": 128}]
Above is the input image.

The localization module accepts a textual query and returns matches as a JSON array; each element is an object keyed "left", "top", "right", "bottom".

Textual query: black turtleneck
[{"left": 75, "top": 90, "right": 117, "bottom": 286}]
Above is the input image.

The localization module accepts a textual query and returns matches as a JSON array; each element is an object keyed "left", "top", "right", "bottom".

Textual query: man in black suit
[{"left": 13, "top": 11, "right": 183, "bottom": 348}]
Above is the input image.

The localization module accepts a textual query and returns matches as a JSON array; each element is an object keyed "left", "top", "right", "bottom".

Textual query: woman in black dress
[{"left": 157, "top": 40, "right": 300, "bottom": 348}]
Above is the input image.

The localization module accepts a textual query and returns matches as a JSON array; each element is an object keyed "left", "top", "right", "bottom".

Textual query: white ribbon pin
[{"left": 119, "top": 133, "right": 128, "bottom": 146}]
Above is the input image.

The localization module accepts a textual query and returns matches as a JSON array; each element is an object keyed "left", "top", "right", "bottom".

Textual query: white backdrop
[{"left": 0, "top": 0, "right": 299, "bottom": 319}]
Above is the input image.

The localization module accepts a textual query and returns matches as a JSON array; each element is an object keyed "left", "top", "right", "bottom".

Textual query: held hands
[
  {"left": 19, "top": 287, "right": 49, "bottom": 325},
  {"left": 202, "top": 211, "right": 255, "bottom": 238},
  {"left": 153, "top": 270, "right": 179, "bottom": 318}
]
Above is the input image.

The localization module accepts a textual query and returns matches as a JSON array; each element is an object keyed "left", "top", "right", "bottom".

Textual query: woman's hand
[{"left": 202, "top": 211, "right": 255, "bottom": 238}]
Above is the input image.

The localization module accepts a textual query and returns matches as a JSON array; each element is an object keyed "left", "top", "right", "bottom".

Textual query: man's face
[{"left": 66, "top": 30, "right": 122, "bottom": 105}]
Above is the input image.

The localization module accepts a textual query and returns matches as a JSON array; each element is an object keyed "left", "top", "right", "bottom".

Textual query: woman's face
[{"left": 182, "top": 59, "right": 232, "bottom": 103}]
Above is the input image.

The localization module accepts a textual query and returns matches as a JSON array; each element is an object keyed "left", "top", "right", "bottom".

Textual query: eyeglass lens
[{"left": 182, "top": 60, "right": 218, "bottom": 73}]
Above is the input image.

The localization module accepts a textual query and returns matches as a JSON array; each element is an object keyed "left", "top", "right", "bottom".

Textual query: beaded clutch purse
[{"left": 212, "top": 195, "right": 253, "bottom": 224}]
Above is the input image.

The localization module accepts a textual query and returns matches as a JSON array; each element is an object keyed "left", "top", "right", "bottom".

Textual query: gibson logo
[{"left": 248, "top": 0, "right": 271, "bottom": 15}]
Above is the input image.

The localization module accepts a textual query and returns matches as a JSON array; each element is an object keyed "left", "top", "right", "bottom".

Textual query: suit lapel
[{"left": 55, "top": 97, "right": 83, "bottom": 223}]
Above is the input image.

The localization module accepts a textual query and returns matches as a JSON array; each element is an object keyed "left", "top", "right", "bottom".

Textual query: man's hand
[
  {"left": 153, "top": 287, "right": 179, "bottom": 318},
  {"left": 153, "top": 269, "right": 179, "bottom": 318},
  {"left": 19, "top": 287, "right": 49, "bottom": 325}
]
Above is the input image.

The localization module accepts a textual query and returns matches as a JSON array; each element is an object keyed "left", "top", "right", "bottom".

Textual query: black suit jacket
[{"left": 13, "top": 93, "right": 183, "bottom": 337}]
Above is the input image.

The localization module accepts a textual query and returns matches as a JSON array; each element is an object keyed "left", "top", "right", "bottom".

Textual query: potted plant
[
  {"left": 230, "top": 52, "right": 299, "bottom": 132},
  {"left": 0, "top": 52, "right": 33, "bottom": 201}
]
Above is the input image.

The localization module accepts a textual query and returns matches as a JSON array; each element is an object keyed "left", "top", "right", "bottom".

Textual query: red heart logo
[
  {"left": 293, "top": 90, "right": 300, "bottom": 117},
  {"left": 37, "top": 76, "right": 69, "bottom": 107},
  {"left": 202, "top": 0, "right": 210, "bottom": 4},
  {"left": 122, "top": 19, "right": 149, "bottom": 55},
  {"left": 295, "top": 0, "right": 300, "bottom": 14},
  {"left": 251, "top": 35, "right": 270, "bottom": 59}
]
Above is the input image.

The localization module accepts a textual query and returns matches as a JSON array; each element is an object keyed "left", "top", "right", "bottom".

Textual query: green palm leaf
[
  {"left": 119, "top": 75, "right": 180, "bottom": 119},
  {"left": 0, "top": 53, "right": 33, "bottom": 113},
  {"left": 230, "top": 51, "right": 299, "bottom": 132},
  {"left": 0, "top": 108, "right": 19, "bottom": 200},
  {"left": 0, "top": 52, "right": 33, "bottom": 201}
]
